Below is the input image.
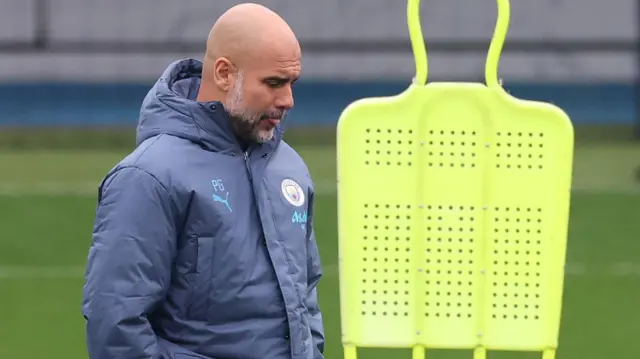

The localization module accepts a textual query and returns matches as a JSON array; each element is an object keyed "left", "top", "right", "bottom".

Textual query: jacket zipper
[
  {"left": 245, "top": 149, "right": 269, "bottom": 249},
  {"left": 244, "top": 148, "right": 297, "bottom": 345},
  {"left": 244, "top": 150, "right": 253, "bottom": 181}
]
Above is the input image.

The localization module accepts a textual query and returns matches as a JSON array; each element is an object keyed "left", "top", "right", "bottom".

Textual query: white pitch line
[
  {"left": 1, "top": 263, "right": 640, "bottom": 280},
  {"left": 0, "top": 265, "right": 86, "bottom": 279},
  {"left": 0, "top": 182, "right": 99, "bottom": 197}
]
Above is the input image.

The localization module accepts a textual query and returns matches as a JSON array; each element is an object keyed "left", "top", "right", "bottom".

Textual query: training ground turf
[{"left": 1, "top": 143, "right": 639, "bottom": 359}]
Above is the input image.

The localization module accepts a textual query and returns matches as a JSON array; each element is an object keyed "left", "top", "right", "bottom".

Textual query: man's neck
[{"left": 196, "top": 80, "right": 224, "bottom": 103}]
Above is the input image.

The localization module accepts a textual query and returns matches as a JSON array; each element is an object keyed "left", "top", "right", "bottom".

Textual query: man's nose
[{"left": 274, "top": 85, "right": 294, "bottom": 110}]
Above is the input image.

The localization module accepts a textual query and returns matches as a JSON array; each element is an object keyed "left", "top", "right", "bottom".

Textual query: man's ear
[{"left": 213, "top": 57, "right": 234, "bottom": 91}]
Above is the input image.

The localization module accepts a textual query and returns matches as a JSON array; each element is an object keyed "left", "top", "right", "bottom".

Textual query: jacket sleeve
[
  {"left": 305, "top": 187, "right": 325, "bottom": 358},
  {"left": 82, "top": 166, "right": 180, "bottom": 359}
]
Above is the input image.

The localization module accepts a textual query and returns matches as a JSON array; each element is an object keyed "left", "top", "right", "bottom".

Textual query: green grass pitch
[{"left": 0, "top": 143, "right": 639, "bottom": 359}]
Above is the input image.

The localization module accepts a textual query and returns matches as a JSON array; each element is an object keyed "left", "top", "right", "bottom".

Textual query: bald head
[
  {"left": 197, "top": 3, "right": 302, "bottom": 145},
  {"left": 205, "top": 3, "right": 299, "bottom": 67}
]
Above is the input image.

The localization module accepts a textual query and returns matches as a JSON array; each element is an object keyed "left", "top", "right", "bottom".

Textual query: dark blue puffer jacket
[{"left": 82, "top": 58, "right": 325, "bottom": 359}]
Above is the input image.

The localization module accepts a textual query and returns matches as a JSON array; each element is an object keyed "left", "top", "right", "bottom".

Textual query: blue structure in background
[{"left": 0, "top": 82, "right": 634, "bottom": 126}]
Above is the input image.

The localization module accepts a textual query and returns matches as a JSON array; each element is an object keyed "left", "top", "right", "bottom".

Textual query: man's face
[{"left": 224, "top": 47, "right": 301, "bottom": 144}]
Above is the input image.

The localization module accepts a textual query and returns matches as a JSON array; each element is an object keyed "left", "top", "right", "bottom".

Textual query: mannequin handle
[{"left": 407, "top": 0, "right": 511, "bottom": 87}]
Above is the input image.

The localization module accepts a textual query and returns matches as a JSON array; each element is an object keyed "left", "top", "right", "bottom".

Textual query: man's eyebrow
[{"left": 263, "top": 75, "right": 299, "bottom": 83}]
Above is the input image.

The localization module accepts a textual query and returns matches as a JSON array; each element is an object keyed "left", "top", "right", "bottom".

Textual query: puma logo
[{"left": 212, "top": 191, "right": 232, "bottom": 212}]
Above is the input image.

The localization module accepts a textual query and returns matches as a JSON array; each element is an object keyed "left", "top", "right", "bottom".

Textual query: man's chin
[{"left": 253, "top": 128, "right": 276, "bottom": 144}]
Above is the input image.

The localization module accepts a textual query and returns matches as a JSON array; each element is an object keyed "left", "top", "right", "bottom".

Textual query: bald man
[{"left": 82, "top": 4, "right": 325, "bottom": 359}]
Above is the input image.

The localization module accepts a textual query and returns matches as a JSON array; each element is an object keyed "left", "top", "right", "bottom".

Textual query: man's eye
[{"left": 267, "top": 81, "right": 283, "bottom": 88}]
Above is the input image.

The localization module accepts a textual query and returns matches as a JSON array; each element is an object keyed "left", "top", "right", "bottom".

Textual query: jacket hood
[{"left": 136, "top": 58, "right": 284, "bottom": 154}]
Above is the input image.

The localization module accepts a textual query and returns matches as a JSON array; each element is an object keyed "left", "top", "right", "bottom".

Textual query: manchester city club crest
[{"left": 281, "top": 179, "right": 305, "bottom": 207}]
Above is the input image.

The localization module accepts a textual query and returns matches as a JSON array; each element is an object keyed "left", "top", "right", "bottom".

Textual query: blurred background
[{"left": 0, "top": 0, "right": 639, "bottom": 358}]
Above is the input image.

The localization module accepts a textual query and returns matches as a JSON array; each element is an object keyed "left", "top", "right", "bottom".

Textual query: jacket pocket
[
  {"left": 187, "top": 236, "right": 215, "bottom": 320},
  {"left": 158, "top": 336, "right": 215, "bottom": 359},
  {"left": 173, "top": 354, "right": 211, "bottom": 359}
]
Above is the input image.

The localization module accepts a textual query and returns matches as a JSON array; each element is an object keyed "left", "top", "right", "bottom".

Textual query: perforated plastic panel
[
  {"left": 359, "top": 202, "right": 414, "bottom": 318},
  {"left": 341, "top": 119, "right": 422, "bottom": 347},
  {"left": 337, "top": 85, "right": 572, "bottom": 352}
]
